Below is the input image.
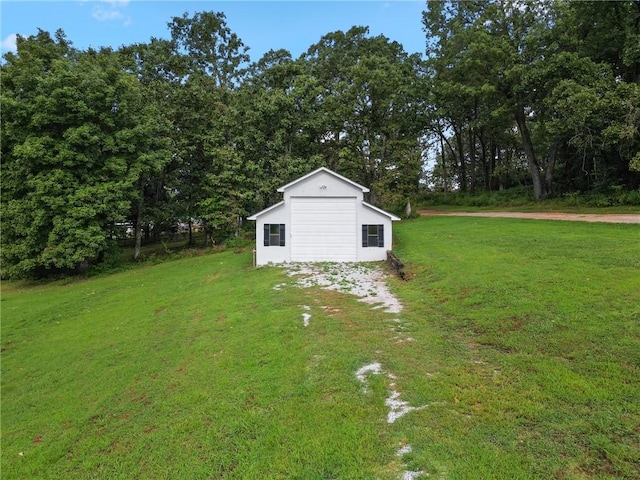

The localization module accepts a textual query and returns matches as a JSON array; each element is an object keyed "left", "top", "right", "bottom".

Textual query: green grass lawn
[
  {"left": 391, "top": 217, "right": 640, "bottom": 479},
  {"left": 2, "top": 217, "right": 639, "bottom": 479}
]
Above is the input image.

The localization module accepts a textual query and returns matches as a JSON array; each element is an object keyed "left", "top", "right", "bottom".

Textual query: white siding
[
  {"left": 252, "top": 203, "right": 289, "bottom": 266},
  {"left": 357, "top": 204, "right": 395, "bottom": 262},
  {"left": 282, "top": 170, "right": 365, "bottom": 201},
  {"left": 248, "top": 168, "right": 399, "bottom": 266}
]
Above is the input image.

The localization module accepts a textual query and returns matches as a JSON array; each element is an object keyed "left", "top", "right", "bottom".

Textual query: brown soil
[{"left": 418, "top": 210, "right": 640, "bottom": 224}]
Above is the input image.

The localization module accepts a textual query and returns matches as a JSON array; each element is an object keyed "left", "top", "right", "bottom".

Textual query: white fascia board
[
  {"left": 362, "top": 201, "right": 401, "bottom": 221},
  {"left": 277, "top": 167, "right": 370, "bottom": 193},
  {"left": 246, "top": 201, "right": 285, "bottom": 220}
]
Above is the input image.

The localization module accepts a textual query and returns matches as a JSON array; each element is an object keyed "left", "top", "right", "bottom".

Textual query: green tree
[
  {"left": 237, "top": 49, "right": 323, "bottom": 212},
  {"left": 300, "top": 27, "right": 426, "bottom": 205},
  {"left": 424, "top": 0, "right": 640, "bottom": 198},
  {"left": 1, "top": 31, "right": 169, "bottom": 277},
  {"left": 168, "top": 11, "right": 249, "bottom": 88},
  {"left": 119, "top": 38, "right": 180, "bottom": 255},
  {"left": 558, "top": 1, "right": 640, "bottom": 188},
  {"left": 167, "top": 11, "right": 251, "bottom": 242}
]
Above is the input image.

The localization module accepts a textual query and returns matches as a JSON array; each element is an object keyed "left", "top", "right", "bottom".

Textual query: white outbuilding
[{"left": 247, "top": 167, "right": 400, "bottom": 266}]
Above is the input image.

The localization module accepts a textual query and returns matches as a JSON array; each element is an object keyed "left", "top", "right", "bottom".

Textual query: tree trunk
[
  {"left": 205, "top": 227, "right": 214, "bottom": 247},
  {"left": 235, "top": 215, "right": 242, "bottom": 237},
  {"left": 133, "top": 196, "right": 143, "bottom": 261},
  {"left": 468, "top": 127, "right": 476, "bottom": 194},
  {"left": 438, "top": 127, "right": 449, "bottom": 193},
  {"left": 443, "top": 134, "right": 457, "bottom": 191},
  {"left": 381, "top": 133, "right": 388, "bottom": 169},
  {"left": 490, "top": 140, "right": 498, "bottom": 190},
  {"left": 545, "top": 142, "right": 559, "bottom": 195},
  {"left": 479, "top": 133, "right": 490, "bottom": 191},
  {"left": 332, "top": 129, "right": 341, "bottom": 171},
  {"left": 515, "top": 104, "right": 543, "bottom": 200},
  {"left": 454, "top": 126, "right": 467, "bottom": 192}
]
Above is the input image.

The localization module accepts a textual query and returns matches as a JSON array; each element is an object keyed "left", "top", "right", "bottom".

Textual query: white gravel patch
[
  {"left": 356, "top": 362, "right": 428, "bottom": 424},
  {"left": 397, "top": 444, "right": 413, "bottom": 456},
  {"left": 397, "top": 445, "right": 426, "bottom": 479},
  {"left": 301, "top": 305, "right": 311, "bottom": 327},
  {"left": 355, "top": 362, "right": 382, "bottom": 392},
  {"left": 402, "top": 470, "right": 425, "bottom": 480},
  {"left": 285, "top": 263, "right": 402, "bottom": 314},
  {"left": 279, "top": 263, "right": 425, "bottom": 479},
  {"left": 386, "top": 390, "right": 428, "bottom": 424}
]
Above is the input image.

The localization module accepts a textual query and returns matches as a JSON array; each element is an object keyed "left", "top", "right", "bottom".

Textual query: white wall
[
  {"left": 252, "top": 169, "right": 397, "bottom": 266},
  {"left": 357, "top": 205, "right": 394, "bottom": 262},
  {"left": 253, "top": 204, "right": 290, "bottom": 266}
]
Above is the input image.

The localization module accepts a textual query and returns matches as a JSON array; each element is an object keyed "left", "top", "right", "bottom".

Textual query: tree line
[
  {"left": 2, "top": 1, "right": 639, "bottom": 278},
  {"left": 424, "top": 0, "right": 640, "bottom": 199}
]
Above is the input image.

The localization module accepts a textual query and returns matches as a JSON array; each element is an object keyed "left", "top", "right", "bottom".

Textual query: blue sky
[{"left": 1, "top": 1, "right": 427, "bottom": 62}]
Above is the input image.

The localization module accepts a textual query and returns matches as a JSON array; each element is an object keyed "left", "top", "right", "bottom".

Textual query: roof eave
[
  {"left": 362, "top": 201, "right": 401, "bottom": 221},
  {"left": 246, "top": 201, "right": 285, "bottom": 220}
]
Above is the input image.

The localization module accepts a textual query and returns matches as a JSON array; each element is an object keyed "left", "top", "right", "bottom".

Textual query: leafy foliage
[
  {"left": 1, "top": 5, "right": 638, "bottom": 277},
  {"left": 423, "top": 0, "right": 640, "bottom": 199},
  {"left": 1, "top": 33, "right": 170, "bottom": 277}
]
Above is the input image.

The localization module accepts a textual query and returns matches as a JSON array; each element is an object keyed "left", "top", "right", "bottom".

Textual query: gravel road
[{"left": 419, "top": 210, "right": 640, "bottom": 224}]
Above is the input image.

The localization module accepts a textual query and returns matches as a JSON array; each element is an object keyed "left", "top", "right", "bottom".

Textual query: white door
[{"left": 290, "top": 197, "right": 357, "bottom": 262}]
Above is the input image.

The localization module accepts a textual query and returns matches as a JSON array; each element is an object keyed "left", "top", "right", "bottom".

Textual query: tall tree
[
  {"left": 237, "top": 49, "right": 322, "bottom": 211},
  {"left": 300, "top": 27, "right": 426, "bottom": 204},
  {"left": 423, "top": 0, "right": 640, "bottom": 198},
  {"left": 119, "top": 38, "right": 180, "bottom": 255},
  {"left": 167, "top": 11, "right": 252, "bottom": 242},
  {"left": 168, "top": 11, "right": 249, "bottom": 88},
  {"left": 1, "top": 31, "right": 169, "bottom": 277}
]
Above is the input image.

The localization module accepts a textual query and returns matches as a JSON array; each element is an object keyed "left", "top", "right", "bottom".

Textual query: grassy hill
[{"left": 2, "top": 217, "right": 639, "bottom": 479}]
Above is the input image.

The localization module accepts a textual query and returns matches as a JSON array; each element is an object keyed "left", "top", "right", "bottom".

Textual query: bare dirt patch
[{"left": 419, "top": 210, "right": 640, "bottom": 224}]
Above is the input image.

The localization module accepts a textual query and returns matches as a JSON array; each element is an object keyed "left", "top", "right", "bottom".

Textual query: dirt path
[
  {"left": 419, "top": 210, "right": 640, "bottom": 224},
  {"left": 282, "top": 263, "right": 426, "bottom": 479}
]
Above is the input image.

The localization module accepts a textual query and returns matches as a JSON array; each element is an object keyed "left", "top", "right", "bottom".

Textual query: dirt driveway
[{"left": 419, "top": 210, "right": 640, "bottom": 224}]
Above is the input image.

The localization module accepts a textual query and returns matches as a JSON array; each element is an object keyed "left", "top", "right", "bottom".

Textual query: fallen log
[{"left": 386, "top": 250, "right": 406, "bottom": 280}]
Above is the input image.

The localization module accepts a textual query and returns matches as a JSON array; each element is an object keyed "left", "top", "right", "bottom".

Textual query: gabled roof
[
  {"left": 363, "top": 201, "right": 401, "bottom": 221},
  {"left": 247, "top": 168, "right": 401, "bottom": 221},
  {"left": 246, "top": 201, "right": 284, "bottom": 220},
  {"left": 277, "top": 167, "right": 370, "bottom": 193}
]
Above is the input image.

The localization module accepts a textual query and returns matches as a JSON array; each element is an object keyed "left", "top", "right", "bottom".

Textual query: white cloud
[
  {"left": 93, "top": 0, "right": 131, "bottom": 7},
  {"left": 1, "top": 34, "right": 17, "bottom": 52},
  {"left": 91, "top": 0, "right": 132, "bottom": 25},
  {"left": 93, "top": 7, "right": 123, "bottom": 21}
]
